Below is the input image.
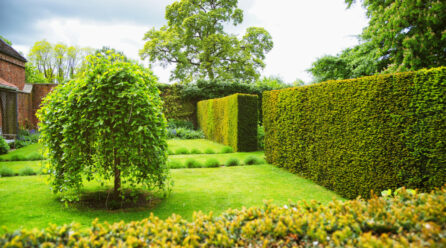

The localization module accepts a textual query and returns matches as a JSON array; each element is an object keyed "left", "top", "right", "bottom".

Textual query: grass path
[{"left": 0, "top": 165, "right": 343, "bottom": 231}]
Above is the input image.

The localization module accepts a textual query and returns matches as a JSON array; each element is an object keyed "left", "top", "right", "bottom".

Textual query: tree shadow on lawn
[{"left": 67, "top": 189, "right": 163, "bottom": 212}]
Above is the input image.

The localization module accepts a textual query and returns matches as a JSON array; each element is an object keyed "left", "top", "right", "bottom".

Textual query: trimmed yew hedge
[
  {"left": 197, "top": 93, "right": 258, "bottom": 152},
  {"left": 263, "top": 67, "right": 446, "bottom": 199},
  {"left": 1, "top": 188, "right": 445, "bottom": 247}
]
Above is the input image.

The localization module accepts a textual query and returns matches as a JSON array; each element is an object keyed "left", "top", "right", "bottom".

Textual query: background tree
[
  {"left": 140, "top": 0, "right": 273, "bottom": 84},
  {"left": 310, "top": 0, "right": 446, "bottom": 82},
  {"left": 28, "top": 40, "right": 55, "bottom": 82},
  {"left": 346, "top": 0, "right": 446, "bottom": 72},
  {"left": 28, "top": 40, "right": 92, "bottom": 83},
  {"left": 0, "top": 35, "right": 12, "bottom": 45},
  {"left": 25, "top": 63, "right": 48, "bottom": 83},
  {"left": 37, "top": 53, "right": 169, "bottom": 201}
]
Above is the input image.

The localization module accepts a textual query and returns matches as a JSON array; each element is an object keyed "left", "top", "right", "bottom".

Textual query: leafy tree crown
[{"left": 37, "top": 52, "right": 169, "bottom": 201}]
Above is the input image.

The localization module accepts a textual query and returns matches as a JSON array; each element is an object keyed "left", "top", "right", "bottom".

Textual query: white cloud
[
  {"left": 11, "top": 0, "right": 368, "bottom": 84},
  {"left": 243, "top": 0, "right": 368, "bottom": 82}
]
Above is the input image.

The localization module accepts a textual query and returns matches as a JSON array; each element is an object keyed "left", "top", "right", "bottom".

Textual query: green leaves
[
  {"left": 37, "top": 53, "right": 169, "bottom": 201},
  {"left": 140, "top": 0, "right": 273, "bottom": 83}
]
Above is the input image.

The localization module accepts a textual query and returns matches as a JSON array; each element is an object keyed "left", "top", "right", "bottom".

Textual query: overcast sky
[{"left": 0, "top": 0, "right": 368, "bottom": 84}]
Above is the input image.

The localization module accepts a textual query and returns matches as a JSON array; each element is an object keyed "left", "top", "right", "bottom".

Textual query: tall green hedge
[
  {"left": 158, "top": 84, "right": 196, "bottom": 124},
  {"left": 263, "top": 67, "right": 446, "bottom": 199},
  {"left": 197, "top": 93, "right": 258, "bottom": 152}
]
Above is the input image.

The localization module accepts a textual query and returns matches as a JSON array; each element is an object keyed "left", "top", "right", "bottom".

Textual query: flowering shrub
[{"left": 1, "top": 188, "right": 445, "bottom": 247}]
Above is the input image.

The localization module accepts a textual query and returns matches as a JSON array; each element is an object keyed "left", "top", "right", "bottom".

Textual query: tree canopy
[
  {"left": 28, "top": 40, "right": 93, "bottom": 83},
  {"left": 309, "top": 0, "right": 446, "bottom": 82},
  {"left": 37, "top": 52, "right": 169, "bottom": 201},
  {"left": 140, "top": 0, "right": 273, "bottom": 84}
]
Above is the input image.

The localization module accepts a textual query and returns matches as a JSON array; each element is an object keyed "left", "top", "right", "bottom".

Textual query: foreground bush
[
  {"left": 1, "top": 188, "right": 444, "bottom": 247},
  {"left": 0, "top": 136, "right": 9, "bottom": 155},
  {"left": 264, "top": 67, "right": 446, "bottom": 199}
]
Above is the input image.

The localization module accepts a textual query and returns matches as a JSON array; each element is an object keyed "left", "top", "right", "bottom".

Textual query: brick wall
[
  {"left": 17, "top": 92, "right": 33, "bottom": 128},
  {"left": 31, "top": 84, "right": 56, "bottom": 126},
  {"left": 0, "top": 54, "right": 25, "bottom": 90}
]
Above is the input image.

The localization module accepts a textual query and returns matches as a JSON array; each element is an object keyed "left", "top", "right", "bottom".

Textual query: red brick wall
[
  {"left": 18, "top": 92, "right": 33, "bottom": 128},
  {"left": 31, "top": 84, "right": 57, "bottom": 126},
  {"left": 0, "top": 54, "right": 25, "bottom": 90}
]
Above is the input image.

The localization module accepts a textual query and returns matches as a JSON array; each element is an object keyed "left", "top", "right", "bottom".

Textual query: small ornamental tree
[{"left": 37, "top": 53, "right": 169, "bottom": 201}]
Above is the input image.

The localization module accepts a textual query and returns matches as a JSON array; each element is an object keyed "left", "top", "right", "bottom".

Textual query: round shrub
[
  {"left": 190, "top": 148, "right": 201, "bottom": 154},
  {"left": 0, "top": 136, "right": 9, "bottom": 155},
  {"left": 175, "top": 147, "right": 189, "bottom": 154},
  {"left": 225, "top": 157, "right": 240, "bottom": 167},
  {"left": 244, "top": 156, "right": 262, "bottom": 165},
  {"left": 220, "top": 146, "right": 234, "bottom": 153},
  {"left": 37, "top": 53, "right": 169, "bottom": 201},
  {"left": 204, "top": 148, "right": 215, "bottom": 154},
  {"left": 167, "top": 160, "right": 183, "bottom": 169},
  {"left": 0, "top": 167, "right": 14, "bottom": 177},
  {"left": 185, "top": 159, "right": 202, "bottom": 168},
  {"left": 205, "top": 158, "right": 220, "bottom": 168},
  {"left": 19, "top": 167, "right": 36, "bottom": 176}
]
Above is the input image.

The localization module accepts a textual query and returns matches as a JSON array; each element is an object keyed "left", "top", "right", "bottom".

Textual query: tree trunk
[{"left": 114, "top": 157, "right": 121, "bottom": 198}]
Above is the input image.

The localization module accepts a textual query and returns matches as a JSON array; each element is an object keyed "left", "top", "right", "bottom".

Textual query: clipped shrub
[
  {"left": 185, "top": 158, "right": 203, "bottom": 168},
  {"left": 167, "top": 127, "right": 205, "bottom": 139},
  {"left": 244, "top": 156, "right": 262, "bottom": 165},
  {"left": 190, "top": 148, "right": 201, "bottom": 154},
  {"left": 0, "top": 167, "right": 14, "bottom": 177},
  {"left": 197, "top": 93, "right": 258, "bottom": 152},
  {"left": 167, "top": 160, "right": 183, "bottom": 169},
  {"left": 205, "top": 158, "right": 220, "bottom": 168},
  {"left": 26, "top": 152, "right": 45, "bottom": 161},
  {"left": 167, "top": 149, "right": 174, "bottom": 155},
  {"left": 167, "top": 118, "right": 194, "bottom": 130},
  {"left": 175, "top": 147, "right": 189, "bottom": 154},
  {"left": 220, "top": 146, "right": 234, "bottom": 154},
  {"left": 10, "top": 154, "right": 23, "bottom": 161},
  {"left": 0, "top": 136, "right": 9, "bottom": 155},
  {"left": 263, "top": 67, "right": 446, "bottom": 199},
  {"left": 204, "top": 148, "right": 215, "bottom": 154},
  {"left": 19, "top": 167, "right": 36, "bottom": 176},
  {"left": 225, "top": 157, "right": 240, "bottom": 167},
  {"left": 1, "top": 188, "right": 445, "bottom": 247},
  {"left": 158, "top": 84, "right": 195, "bottom": 123}
]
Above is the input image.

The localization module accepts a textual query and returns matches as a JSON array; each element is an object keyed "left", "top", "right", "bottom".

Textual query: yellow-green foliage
[
  {"left": 197, "top": 93, "right": 258, "bottom": 152},
  {"left": 2, "top": 188, "right": 445, "bottom": 247},
  {"left": 159, "top": 84, "right": 196, "bottom": 123},
  {"left": 263, "top": 67, "right": 446, "bottom": 199}
]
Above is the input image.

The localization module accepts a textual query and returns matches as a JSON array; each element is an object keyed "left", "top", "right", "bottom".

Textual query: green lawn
[
  {"left": 0, "top": 139, "right": 344, "bottom": 232},
  {"left": 0, "top": 165, "right": 343, "bottom": 231},
  {"left": 0, "top": 143, "right": 43, "bottom": 160},
  {"left": 0, "top": 160, "right": 47, "bottom": 174},
  {"left": 167, "top": 139, "right": 229, "bottom": 153},
  {"left": 168, "top": 151, "right": 265, "bottom": 168}
]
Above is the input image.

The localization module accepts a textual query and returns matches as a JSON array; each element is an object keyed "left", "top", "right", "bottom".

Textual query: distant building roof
[
  {"left": 0, "top": 77, "right": 19, "bottom": 91},
  {"left": 0, "top": 38, "right": 27, "bottom": 62}
]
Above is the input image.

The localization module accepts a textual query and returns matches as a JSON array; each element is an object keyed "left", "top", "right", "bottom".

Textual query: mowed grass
[
  {"left": 0, "top": 165, "right": 343, "bottom": 231},
  {"left": 168, "top": 152, "right": 265, "bottom": 168},
  {"left": 0, "top": 160, "right": 47, "bottom": 174},
  {"left": 0, "top": 143, "right": 43, "bottom": 160},
  {"left": 167, "top": 139, "right": 228, "bottom": 153}
]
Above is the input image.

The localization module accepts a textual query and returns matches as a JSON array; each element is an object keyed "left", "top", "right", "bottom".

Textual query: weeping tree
[{"left": 38, "top": 52, "right": 169, "bottom": 201}]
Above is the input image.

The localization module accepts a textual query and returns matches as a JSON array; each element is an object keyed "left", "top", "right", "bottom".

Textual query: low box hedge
[
  {"left": 1, "top": 188, "right": 445, "bottom": 247},
  {"left": 263, "top": 67, "right": 446, "bottom": 199},
  {"left": 197, "top": 93, "right": 258, "bottom": 152}
]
